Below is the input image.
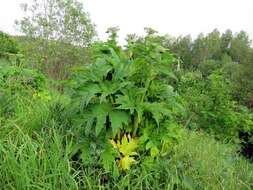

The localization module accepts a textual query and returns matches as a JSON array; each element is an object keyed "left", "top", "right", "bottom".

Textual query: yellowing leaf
[
  {"left": 150, "top": 147, "right": 159, "bottom": 158},
  {"left": 118, "top": 155, "right": 136, "bottom": 170},
  {"left": 110, "top": 134, "right": 139, "bottom": 170},
  {"left": 118, "top": 134, "right": 138, "bottom": 156},
  {"left": 110, "top": 134, "right": 138, "bottom": 156},
  {"left": 161, "top": 142, "right": 170, "bottom": 156},
  {"left": 110, "top": 139, "right": 117, "bottom": 149}
]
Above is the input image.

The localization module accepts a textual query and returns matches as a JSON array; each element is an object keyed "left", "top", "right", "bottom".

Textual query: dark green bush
[
  {"left": 178, "top": 70, "right": 253, "bottom": 142},
  {"left": 0, "top": 31, "right": 19, "bottom": 55},
  {"left": 0, "top": 64, "right": 47, "bottom": 125}
]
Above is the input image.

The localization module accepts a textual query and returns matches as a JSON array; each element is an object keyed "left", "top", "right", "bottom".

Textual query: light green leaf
[{"left": 150, "top": 146, "right": 159, "bottom": 158}]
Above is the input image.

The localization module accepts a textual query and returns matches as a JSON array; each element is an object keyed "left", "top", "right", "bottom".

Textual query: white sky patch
[{"left": 0, "top": 0, "right": 252, "bottom": 43}]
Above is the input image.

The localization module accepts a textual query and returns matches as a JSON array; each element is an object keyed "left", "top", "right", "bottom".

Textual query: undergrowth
[{"left": 0, "top": 125, "right": 252, "bottom": 190}]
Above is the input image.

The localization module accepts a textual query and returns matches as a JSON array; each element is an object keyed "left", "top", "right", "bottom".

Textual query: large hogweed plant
[{"left": 69, "top": 28, "right": 183, "bottom": 176}]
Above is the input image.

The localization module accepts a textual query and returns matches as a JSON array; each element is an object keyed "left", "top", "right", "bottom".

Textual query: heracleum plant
[{"left": 68, "top": 28, "right": 183, "bottom": 176}]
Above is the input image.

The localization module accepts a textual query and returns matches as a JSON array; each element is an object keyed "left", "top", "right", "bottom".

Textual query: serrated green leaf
[
  {"left": 116, "top": 94, "right": 136, "bottom": 114},
  {"left": 91, "top": 103, "right": 111, "bottom": 136},
  {"left": 142, "top": 102, "right": 171, "bottom": 126},
  {"left": 91, "top": 59, "right": 113, "bottom": 82},
  {"left": 99, "top": 80, "right": 129, "bottom": 103},
  {"left": 116, "top": 88, "right": 144, "bottom": 114},
  {"left": 78, "top": 83, "right": 100, "bottom": 106},
  {"left": 100, "top": 143, "right": 116, "bottom": 172},
  {"left": 109, "top": 110, "right": 130, "bottom": 136},
  {"left": 154, "top": 64, "right": 178, "bottom": 81}
]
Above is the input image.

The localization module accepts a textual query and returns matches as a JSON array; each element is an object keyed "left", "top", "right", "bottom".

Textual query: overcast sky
[{"left": 0, "top": 0, "right": 252, "bottom": 43}]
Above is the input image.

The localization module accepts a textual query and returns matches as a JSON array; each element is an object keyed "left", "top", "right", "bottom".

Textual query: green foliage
[
  {"left": 1, "top": 11, "right": 253, "bottom": 187},
  {"left": 0, "top": 32, "right": 23, "bottom": 66},
  {"left": 1, "top": 125, "right": 252, "bottom": 190},
  {"left": 168, "top": 29, "right": 253, "bottom": 107},
  {"left": 0, "top": 65, "right": 46, "bottom": 92},
  {"left": 0, "top": 31, "right": 19, "bottom": 55},
  {"left": 0, "top": 128, "right": 79, "bottom": 190},
  {"left": 178, "top": 70, "right": 253, "bottom": 142},
  {"left": 68, "top": 29, "right": 183, "bottom": 172},
  {"left": 198, "top": 59, "right": 221, "bottom": 76},
  {"left": 169, "top": 130, "right": 253, "bottom": 190},
  {"left": 0, "top": 62, "right": 69, "bottom": 135},
  {"left": 0, "top": 64, "right": 46, "bottom": 122}
]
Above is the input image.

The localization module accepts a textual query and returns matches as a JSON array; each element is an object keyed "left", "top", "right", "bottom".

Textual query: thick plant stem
[
  {"left": 141, "top": 78, "right": 151, "bottom": 103},
  {"left": 134, "top": 78, "right": 152, "bottom": 137},
  {"left": 109, "top": 95, "right": 114, "bottom": 105},
  {"left": 117, "top": 130, "right": 121, "bottom": 140},
  {"left": 132, "top": 116, "right": 139, "bottom": 137}
]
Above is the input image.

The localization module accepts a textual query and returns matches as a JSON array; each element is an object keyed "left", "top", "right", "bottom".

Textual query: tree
[
  {"left": 229, "top": 31, "right": 251, "bottom": 64},
  {"left": 221, "top": 31, "right": 253, "bottom": 104},
  {"left": 221, "top": 29, "right": 233, "bottom": 55},
  {"left": 17, "top": 0, "right": 96, "bottom": 46},
  {"left": 205, "top": 29, "right": 222, "bottom": 60},
  {"left": 16, "top": 0, "right": 96, "bottom": 80},
  {"left": 170, "top": 35, "right": 192, "bottom": 70}
]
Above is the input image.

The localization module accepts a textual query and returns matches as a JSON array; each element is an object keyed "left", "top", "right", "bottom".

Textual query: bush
[
  {"left": 0, "top": 65, "right": 46, "bottom": 120},
  {"left": 0, "top": 31, "right": 19, "bottom": 55},
  {"left": 178, "top": 70, "right": 253, "bottom": 143}
]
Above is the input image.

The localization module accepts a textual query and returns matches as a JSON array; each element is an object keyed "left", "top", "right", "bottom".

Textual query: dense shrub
[
  {"left": 0, "top": 63, "right": 49, "bottom": 130},
  {"left": 178, "top": 70, "right": 253, "bottom": 142},
  {"left": 0, "top": 31, "right": 19, "bottom": 55}
]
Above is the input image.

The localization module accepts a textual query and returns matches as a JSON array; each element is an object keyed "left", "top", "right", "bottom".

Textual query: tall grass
[
  {"left": 0, "top": 126, "right": 79, "bottom": 190},
  {"left": 0, "top": 124, "right": 252, "bottom": 189},
  {"left": 169, "top": 131, "right": 253, "bottom": 190}
]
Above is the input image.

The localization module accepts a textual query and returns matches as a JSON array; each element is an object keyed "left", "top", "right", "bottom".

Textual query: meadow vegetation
[{"left": 0, "top": 0, "right": 253, "bottom": 189}]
